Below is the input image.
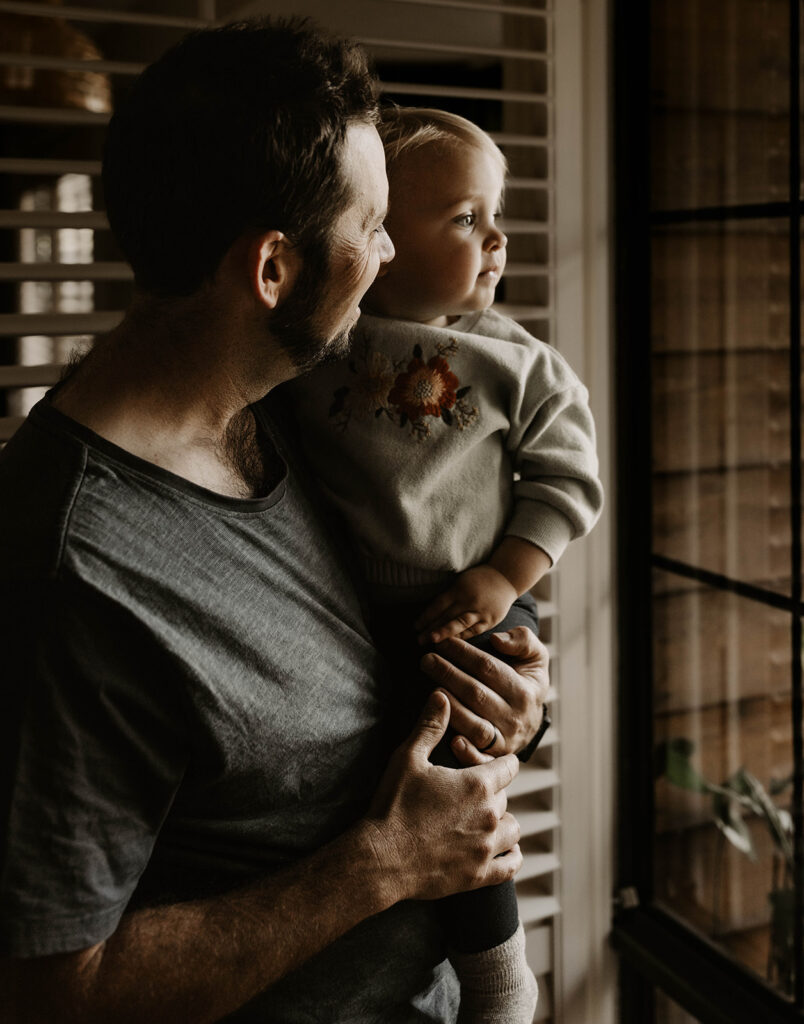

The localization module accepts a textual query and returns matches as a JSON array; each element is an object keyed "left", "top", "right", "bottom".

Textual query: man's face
[
  {"left": 313, "top": 123, "right": 395, "bottom": 346},
  {"left": 272, "top": 123, "right": 394, "bottom": 375}
]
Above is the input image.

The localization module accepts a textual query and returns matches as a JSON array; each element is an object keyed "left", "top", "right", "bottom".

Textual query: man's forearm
[
  {"left": 5, "top": 693, "right": 524, "bottom": 1024},
  {"left": 7, "top": 821, "right": 396, "bottom": 1024}
]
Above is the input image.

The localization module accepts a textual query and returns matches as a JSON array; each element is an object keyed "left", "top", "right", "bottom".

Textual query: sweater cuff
[{"left": 505, "top": 501, "right": 576, "bottom": 567}]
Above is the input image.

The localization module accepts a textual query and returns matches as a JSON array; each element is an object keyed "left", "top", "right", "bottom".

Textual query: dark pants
[{"left": 371, "top": 592, "right": 539, "bottom": 954}]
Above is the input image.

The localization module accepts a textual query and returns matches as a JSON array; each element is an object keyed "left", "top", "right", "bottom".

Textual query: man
[{"left": 0, "top": 19, "right": 549, "bottom": 1022}]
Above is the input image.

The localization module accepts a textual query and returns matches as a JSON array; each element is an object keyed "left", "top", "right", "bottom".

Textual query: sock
[{"left": 450, "top": 922, "right": 538, "bottom": 1024}]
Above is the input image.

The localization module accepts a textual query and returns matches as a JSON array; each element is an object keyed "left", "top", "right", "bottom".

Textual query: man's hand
[
  {"left": 0, "top": 692, "right": 523, "bottom": 1024},
  {"left": 363, "top": 691, "right": 523, "bottom": 903},
  {"left": 414, "top": 565, "right": 517, "bottom": 645},
  {"left": 420, "top": 627, "right": 549, "bottom": 765}
]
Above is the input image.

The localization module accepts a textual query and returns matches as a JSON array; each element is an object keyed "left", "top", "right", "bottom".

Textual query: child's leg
[
  {"left": 441, "top": 596, "right": 540, "bottom": 1022},
  {"left": 372, "top": 594, "right": 540, "bottom": 1022}
]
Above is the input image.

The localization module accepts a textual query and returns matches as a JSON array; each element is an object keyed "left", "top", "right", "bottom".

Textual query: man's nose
[{"left": 380, "top": 230, "right": 395, "bottom": 265}]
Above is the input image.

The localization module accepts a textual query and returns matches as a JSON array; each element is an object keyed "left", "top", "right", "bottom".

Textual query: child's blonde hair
[{"left": 377, "top": 105, "right": 508, "bottom": 178}]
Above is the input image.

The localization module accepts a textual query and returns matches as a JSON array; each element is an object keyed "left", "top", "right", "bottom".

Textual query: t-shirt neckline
[{"left": 32, "top": 395, "right": 288, "bottom": 513}]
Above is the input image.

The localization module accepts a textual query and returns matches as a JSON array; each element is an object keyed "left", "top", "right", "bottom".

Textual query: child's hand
[{"left": 414, "top": 565, "right": 517, "bottom": 645}]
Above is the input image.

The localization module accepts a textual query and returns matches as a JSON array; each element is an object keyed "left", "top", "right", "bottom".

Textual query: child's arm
[{"left": 414, "top": 536, "right": 552, "bottom": 645}]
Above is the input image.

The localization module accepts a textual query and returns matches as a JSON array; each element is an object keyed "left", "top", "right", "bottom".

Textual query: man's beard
[{"left": 269, "top": 240, "right": 355, "bottom": 376}]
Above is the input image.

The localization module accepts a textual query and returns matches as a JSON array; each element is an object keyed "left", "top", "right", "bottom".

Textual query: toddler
[{"left": 290, "top": 107, "right": 603, "bottom": 1023}]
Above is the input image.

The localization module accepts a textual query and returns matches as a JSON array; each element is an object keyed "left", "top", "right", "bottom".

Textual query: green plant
[{"left": 657, "top": 738, "right": 794, "bottom": 993}]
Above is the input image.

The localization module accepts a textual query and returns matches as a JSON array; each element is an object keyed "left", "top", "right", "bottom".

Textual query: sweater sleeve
[{"left": 504, "top": 345, "right": 604, "bottom": 567}]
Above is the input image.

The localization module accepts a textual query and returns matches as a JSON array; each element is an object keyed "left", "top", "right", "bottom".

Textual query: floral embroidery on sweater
[{"left": 329, "top": 337, "right": 479, "bottom": 440}]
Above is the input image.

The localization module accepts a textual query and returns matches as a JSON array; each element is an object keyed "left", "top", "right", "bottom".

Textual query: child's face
[{"left": 365, "top": 142, "right": 506, "bottom": 326}]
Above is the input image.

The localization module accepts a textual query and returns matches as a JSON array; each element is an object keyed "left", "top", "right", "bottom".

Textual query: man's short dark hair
[{"left": 103, "top": 18, "right": 378, "bottom": 296}]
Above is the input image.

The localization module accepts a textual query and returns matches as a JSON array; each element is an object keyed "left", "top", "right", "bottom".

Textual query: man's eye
[
  {"left": 374, "top": 223, "right": 387, "bottom": 235},
  {"left": 454, "top": 213, "right": 475, "bottom": 227}
]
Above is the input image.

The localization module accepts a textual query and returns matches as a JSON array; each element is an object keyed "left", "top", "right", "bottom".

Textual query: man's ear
[{"left": 248, "top": 231, "right": 298, "bottom": 310}]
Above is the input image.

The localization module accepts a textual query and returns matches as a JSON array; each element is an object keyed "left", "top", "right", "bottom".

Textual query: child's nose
[{"left": 486, "top": 227, "right": 507, "bottom": 251}]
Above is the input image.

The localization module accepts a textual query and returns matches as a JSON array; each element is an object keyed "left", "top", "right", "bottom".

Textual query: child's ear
[{"left": 248, "top": 231, "right": 299, "bottom": 310}]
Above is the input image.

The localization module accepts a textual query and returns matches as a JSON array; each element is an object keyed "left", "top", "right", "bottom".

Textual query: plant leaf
[
  {"left": 711, "top": 792, "right": 757, "bottom": 860},
  {"left": 770, "top": 772, "right": 793, "bottom": 796},
  {"left": 663, "top": 738, "right": 709, "bottom": 793},
  {"left": 736, "top": 769, "right": 794, "bottom": 865}
]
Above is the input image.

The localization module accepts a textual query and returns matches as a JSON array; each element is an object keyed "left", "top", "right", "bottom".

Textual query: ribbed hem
[
  {"left": 449, "top": 923, "right": 536, "bottom": 997},
  {"left": 361, "top": 556, "right": 454, "bottom": 589}
]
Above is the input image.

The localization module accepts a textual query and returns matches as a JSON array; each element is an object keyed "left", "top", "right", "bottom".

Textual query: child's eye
[{"left": 453, "top": 213, "right": 476, "bottom": 228}]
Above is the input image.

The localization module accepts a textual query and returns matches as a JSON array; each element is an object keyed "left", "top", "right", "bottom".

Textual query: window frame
[{"left": 611, "top": 1, "right": 804, "bottom": 1021}]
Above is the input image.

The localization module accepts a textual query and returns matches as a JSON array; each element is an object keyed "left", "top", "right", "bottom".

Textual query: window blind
[{"left": 0, "top": 1, "right": 560, "bottom": 1018}]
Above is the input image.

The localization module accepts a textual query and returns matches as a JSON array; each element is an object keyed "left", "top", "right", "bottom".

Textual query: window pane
[
  {"left": 651, "top": 0, "right": 789, "bottom": 211},
  {"left": 653, "top": 571, "right": 795, "bottom": 997},
  {"left": 656, "top": 988, "right": 703, "bottom": 1024},
  {"left": 652, "top": 219, "right": 792, "bottom": 595}
]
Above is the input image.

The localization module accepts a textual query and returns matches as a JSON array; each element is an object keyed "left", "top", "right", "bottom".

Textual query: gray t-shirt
[{"left": 0, "top": 395, "right": 457, "bottom": 1022}]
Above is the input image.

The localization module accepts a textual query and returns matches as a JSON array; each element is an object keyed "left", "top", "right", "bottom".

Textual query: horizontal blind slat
[
  {"left": 504, "top": 264, "right": 549, "bottom": 278},
  {"left": 534, "top": 599, "right": 557, "bottom": 620},
  {"left": 380, "top": 81, "right": 546, "bottom": 103},
  {"left": 0, "top": 157, "right": 102, "bottom": 176},
  {"left": 518, "top": 852, "right": 561, "bottom": 881},
  {"left": 508, "top": 768, "right": 559, "bottom": 797},
  {"left": 494, "top": 303, "right": 551, "bottom": 319},
  {"left": 0, "top": 262, "right": 132, "bottom": 282},
  {"left": 0, "top": 363, "right": 62, "bottom": 387},
  {"left": 523, "top": 925, "right": 553, "bottom": 976},
  {"left": 498, "top": 219, "right": 549, "bottom": 234},
  {"left": 382, "top": 0, "right": 547, "bottom": 18},
  {"left": 0, "top": 312, "right": 121, "bottom": 335},
  {"left": 0, "top": 105, "right": 109, "bottom": 126},
  {"left": 489, "top": 132, "right": 548, "bottom": 147},
  {"left": 537, "top": 727, "right": 557, "bottom": 749},
  {"left": 0, "top": 416, "right": 26, "bottom": 441},
  {"left": 0, "top": 1, "right": 213, "bottom": 29},
  {"left": 508, "top": 176, "right": 550, "bottom": 189},
  {"left": 0, "top": 211, "right": 108, "bottom": 229},
  {"left": 357, "top": 35, "right": 544, "bottom": 60},
  {"left": 518, "top": 895, "right": 561, "bottom": 925},
  {"left": 0, "top": 53, "right": 144, "bottom": 76},
  {"left": 517, "top": 810, "right": 560, "bottom": 836}
]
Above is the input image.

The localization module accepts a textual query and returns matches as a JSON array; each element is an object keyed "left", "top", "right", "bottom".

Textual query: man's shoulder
[{"left": 0, "top": 406, "right": 88, "bottom": 581}]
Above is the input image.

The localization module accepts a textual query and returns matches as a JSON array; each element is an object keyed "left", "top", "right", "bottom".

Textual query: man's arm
[{"left": 1, "top": 692, "right": 522, "bottom": 1024}]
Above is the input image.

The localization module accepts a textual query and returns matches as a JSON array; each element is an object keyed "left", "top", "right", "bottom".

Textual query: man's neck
[{"left": 52, "top": 290, "right": 293, "bottom": 498}]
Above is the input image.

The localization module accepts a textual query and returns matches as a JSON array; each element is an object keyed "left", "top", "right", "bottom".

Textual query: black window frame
[{"left": 612, "top": 1, "right": 804, "bottom": 1021}]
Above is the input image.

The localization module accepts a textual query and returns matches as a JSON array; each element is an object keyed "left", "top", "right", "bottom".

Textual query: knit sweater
[{"left": 289, "top": 308, "right": 603, "bottom": 593}]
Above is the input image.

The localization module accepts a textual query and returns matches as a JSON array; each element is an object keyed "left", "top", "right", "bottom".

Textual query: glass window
[
  {"left": 656, "top": 988, "right": 704, "bottom": 1024},
  {"left": 614, "top": 0, "right": 804, "bottom": 1020},
  {"left": 653, "top": 574, "right": 794, "bottom": 994}
]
